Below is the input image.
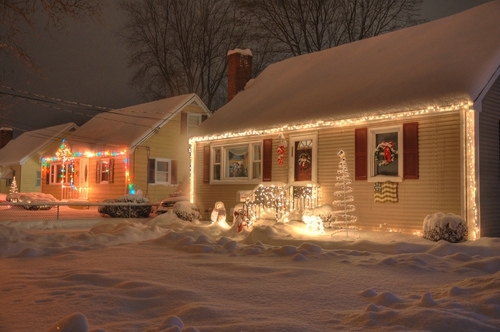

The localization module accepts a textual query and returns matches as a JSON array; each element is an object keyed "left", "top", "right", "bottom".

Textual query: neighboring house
[
  {"left": 41, "top": 94, "right": 210, "bottom": 203},
  {"left": 0, "top": 123, "right": 78, "bottom": 194},
  {"left": 189, "top": 2, "right": 500, "bottom": 238}
]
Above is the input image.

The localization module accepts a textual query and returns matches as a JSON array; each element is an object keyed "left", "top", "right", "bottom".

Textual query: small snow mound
[
  {"left": 46, "top": 312, "right": 89, "bottom": 332},
  {"left": 272, "top": 245, "right": 298, "bottom": 256},
  {"left": 298, "top": 242, "right": 323, "bottom": 253},
  {"left": 158, "top": 315, "right": 184, "bottom": 330},
  {"left": 360, "top": 289, "right": 378, "bottom": 298},
  {"left": 195, "top": 234, "right": 212, "bottom": 244},
  {"left": 447, "top": 286, "right": 466, "bottom": 296},
  {"left": 374, "top": 291, "right": 403, "bottom": 305},
  {"left": 419, "top": 292, "right": 438, "bottom": 306},
  {"left": 222, "top": 240, "right": 238, "bottom": 250},
  {"left": 364, "top": 303, "right": 381, "bottom": 312},
  {"left": 292, "top": 253, "right": 307, "bottom": 261},
  {"left": 380, "top": 257, "right": 397, "bottom": 265},
  {"left": 216, "top": 237, "right": 233, "bottom": 246}
]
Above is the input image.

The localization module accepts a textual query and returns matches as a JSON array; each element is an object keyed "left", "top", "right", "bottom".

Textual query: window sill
[{"left": 367, "top": 175, "right": 403, "bottom": 183}]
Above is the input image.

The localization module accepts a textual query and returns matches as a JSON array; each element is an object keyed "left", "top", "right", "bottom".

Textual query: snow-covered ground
[{"left": 1, "top": 208, "right": 499, "bottom": 331}]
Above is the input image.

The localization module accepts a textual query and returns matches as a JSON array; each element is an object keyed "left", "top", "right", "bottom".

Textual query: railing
[
  {"left": 0, "top": 202, "right": 159, "bottom": 222},
  {"left": 61, "top": 185, "right": 88, "bottom": 200},
  {"left": 244, "top": 181, "right": 320, "bottom": 222}
]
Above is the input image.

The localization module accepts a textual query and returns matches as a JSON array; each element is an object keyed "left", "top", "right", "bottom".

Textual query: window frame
[
  {"left": 367, "top": 125, "right": 403, "bottom": 182},
  {"left": 148, "top": 158, "right": 173, "bottom": 185},
  {"left": 187, "top": 114, "right": 203, "bottom": 135},
  {"left": 49, "top": 162, "right": 72, "bottom": 185},
  {"left": 98, "top": 158, "right": 111, "bottom": 184},
  {"left": 210, "top": 142, "right": 263, "bottom": 183}
]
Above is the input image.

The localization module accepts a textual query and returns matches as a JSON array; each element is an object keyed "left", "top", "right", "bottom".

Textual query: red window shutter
[
  {"left": 403, "top": 122, "right": 419, "bottom": 179},
  {"left": 203, "top": 146, "right": 210, "bottom": 183},
  {"left": 148, "top": 159, "right": 155, "bottom": 183},
  {"left": 96, "top": 160, "right": 100, "bottom": 183},
  {"left": 171, "top": 160, "right": 178, "bottom": 184},
  {"left": 355, "top": 128, "right": 367, "bottom": 180},
  {"left": 109, "top": 158, "right": 115, "bottom": 184},
  {"left": 262, "top": 139, "right": 273, "bottom": 181},
  {"left": 181, "top": 112, "right": 188, "bottom": 135}
]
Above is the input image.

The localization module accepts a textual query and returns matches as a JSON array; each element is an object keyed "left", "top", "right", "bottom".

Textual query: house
[
  {"left": 189, "top": 1, "right": 500, "bottom": 238},
  {"left": 41, "top": 94, "right": 210, "bottom": 203},
  {"left": 0, "top": 123, "right": 78, "bottom": 194}
]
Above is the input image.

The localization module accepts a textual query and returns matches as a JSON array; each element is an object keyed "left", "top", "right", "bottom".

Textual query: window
[
  {"left": 96, "top": 158, "right": 114, "bottom": 184},
  {"left": 367, "top": 126, "right": 402, "bottom": 182},
  {"left": 148, "top": 158, "right": 177, "bottom": 185},
  {"left": 210, "top": 143, "right": 262, "bottom": 182},
  {"left": 49, "top": 162, "right": 72, "bottom": 184},
  {"left": 355, "top": 123, "right": 418, "bottom": 181},
  {"left": 35, "top": 170, "right": 41, "bottom": 187},
  {"left": 181, "top": 112, "right": 208, "bottom": 135}
]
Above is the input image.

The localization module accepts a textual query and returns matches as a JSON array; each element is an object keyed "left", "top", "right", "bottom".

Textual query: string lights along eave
[{"left": 189, "top": 101, "right": 473, "bottom": 143}]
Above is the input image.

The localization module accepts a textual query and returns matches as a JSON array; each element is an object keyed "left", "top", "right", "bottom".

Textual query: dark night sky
[{"left": 1, "top": 0, "right": 493, "bottom": 138}]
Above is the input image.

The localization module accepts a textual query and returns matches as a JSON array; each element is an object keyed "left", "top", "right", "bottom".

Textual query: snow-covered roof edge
[
  {"left": 0, "top": 122, "right": 78, "bottom": 166},
  {"left": 129, "top": 93, "right": 211, "bottom": 150},
  {"left": 21, "top": 122, "right": 79, "bottom": 165},
  {"left": 473, "top": 65, "right": 500, "bottom": 112}
]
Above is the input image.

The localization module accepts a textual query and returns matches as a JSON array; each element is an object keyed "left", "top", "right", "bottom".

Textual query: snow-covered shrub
[
  {"left": 422, "top": 212, "right": 468, "bottom": 243},
  {"left": 6, "top": 192, "right": 57, "bottom": 210},
  {"left": 173, "top": 201, "right": 201, "bottom": 222},
  {"left": 98, "top": 194, "right": 152, "bottom": 218}
]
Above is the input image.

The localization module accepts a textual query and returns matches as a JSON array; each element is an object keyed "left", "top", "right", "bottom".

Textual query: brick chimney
[
  {"left": 227, "top": 49, "right": 252, "bottom": 102},
  {"left": 0, "top": 127, "right": 13, "bottom": 149}
]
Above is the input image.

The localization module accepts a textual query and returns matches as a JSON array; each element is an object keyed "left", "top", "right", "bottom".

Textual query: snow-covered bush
[
  {"left": 173, "top": 201, "right": 201, "bottom": 222},
  {"left": 6, "top": 192, "right": 57, "bottom": 210},
  {"left": 422, "top": 212, "right": 468, "bottom": 243},
  {"left": 98, "top": 194, "right": 152, "bottom": 218}
]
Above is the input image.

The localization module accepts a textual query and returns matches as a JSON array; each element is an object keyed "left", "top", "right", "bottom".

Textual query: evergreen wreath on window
[{"left": 375, "top": 141, "right": 397, "bottom": 166}]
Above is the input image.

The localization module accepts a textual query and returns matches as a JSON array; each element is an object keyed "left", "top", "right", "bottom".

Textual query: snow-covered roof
[
  {"left": 194, "top": 1, "right": 500, "bottom": 137},
  {"left": 0, "top": 122, "right": 78, "bottom": 166},
  {"left": 68, "top": 93, "right": 210, "bottom": 152}
]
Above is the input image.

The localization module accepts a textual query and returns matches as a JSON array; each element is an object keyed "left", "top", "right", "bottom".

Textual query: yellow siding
[
  {"left": 133, "top": 111, "right": 197, "bottom": 203},
  {"left": 194, "top": 112, "right": 462, "bottom": 232},
  {"left": 87, "top": 157, "right": 128, "bottom": 202},
  {"left": 19, "top": 159, "right": 41, "bottom": 192}
]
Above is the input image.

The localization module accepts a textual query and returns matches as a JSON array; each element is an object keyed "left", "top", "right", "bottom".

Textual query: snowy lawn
[{"left": 1, "top": 211, "right": 499, "bottom": 332}]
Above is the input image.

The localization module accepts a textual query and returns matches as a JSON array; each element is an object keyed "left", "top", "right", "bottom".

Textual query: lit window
[
  {"left": 96, "top": 158, "right": 114, "bottom": 184},
  {"left": 367, "top": 125, "right": 402, "bottom": 182},
  {"left": 49, "top": 162, "right": 72, "bottom": 184},
  {"left": 211, "top": 143, "right": 262, "bottom": 182}
]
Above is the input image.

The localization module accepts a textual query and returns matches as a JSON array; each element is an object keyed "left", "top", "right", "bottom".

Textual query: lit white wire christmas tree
[
  {"left": 332, "top": 150, "right": 357, "bottom": 236},
  {"left": 10, "top": 176, "right": 19, "bottom": 194}
]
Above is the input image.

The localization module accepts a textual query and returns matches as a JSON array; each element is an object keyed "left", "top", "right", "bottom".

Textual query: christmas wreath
[{"left": 375, "top": 141, "right": 397, "bottom": 166}]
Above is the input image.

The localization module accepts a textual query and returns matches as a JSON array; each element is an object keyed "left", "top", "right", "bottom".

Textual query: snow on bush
[
  {"left": 422, "top": 212, "right": 468, "bottom": 243},
  {"left": 98, "top": 194, "right": 152, "bottom": 218},
  {"left": 173, "top": 201, "right": 201, "bottom": 222},
  {"left": 6, "top": 192, "right": 58, "bottom": 210}
]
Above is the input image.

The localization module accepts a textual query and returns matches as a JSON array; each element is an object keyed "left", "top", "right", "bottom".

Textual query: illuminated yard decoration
[
  {"left": 332, "top": 150, "right": 357, "bottom": 236},
  {"left": 244, "top": 182, "right": 321, "bottom": 223}
]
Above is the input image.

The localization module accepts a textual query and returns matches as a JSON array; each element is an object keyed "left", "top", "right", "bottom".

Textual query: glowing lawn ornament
[{"left": 332, "top": 150, "right": 357, "bottom": 236}]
